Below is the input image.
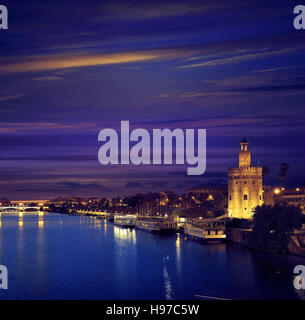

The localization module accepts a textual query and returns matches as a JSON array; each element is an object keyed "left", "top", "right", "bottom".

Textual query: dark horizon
[{"left": 1, "top": 0, "right": 305, "bottom": 200}]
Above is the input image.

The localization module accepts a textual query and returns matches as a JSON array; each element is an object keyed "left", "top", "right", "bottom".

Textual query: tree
[
  {"left": 251, "top": 203, "right": 303, "bottom": 254},
  {"left": 226, "top": 218, "right": 251, "bottom": 229},
  {"left": 262, "top": 166, "right": 270, "bottom": 185},
  {"left": 210, "top": 193, "right": 226, "bottom": 216},
  {"left": 278, "top": 163, "right": 289, "bottom": 187}
]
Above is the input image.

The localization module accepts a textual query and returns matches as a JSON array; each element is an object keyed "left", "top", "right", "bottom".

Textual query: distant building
[
  {"left": 11, "top": 200, "right": 49, "bottom": 206},
  {"left": 228, "top": 137, "right": 263, "bottom": 219},
  {"left": 188, "top": 185, "right": 227, "bottom": 196},
  {"left": 264, "top": 187, "right": 305, "bottom": 213},
  {"left": 0, "top": 198, "right": 10, "bottom": 206}
]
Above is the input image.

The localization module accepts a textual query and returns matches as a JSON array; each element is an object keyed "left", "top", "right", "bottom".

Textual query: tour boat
[
  {"left": 135, "top": 216, "right": 176, "bottom": 233},
  {"left": 114, "top": 214, "right": 136, "bottom": 228},
  {"left": 184, "top": 219, "right": 226, "bottom": 243}
]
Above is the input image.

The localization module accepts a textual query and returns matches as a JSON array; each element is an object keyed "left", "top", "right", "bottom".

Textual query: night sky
[{"left": 0, "top": 0, "right": 305, "bottom": 200}]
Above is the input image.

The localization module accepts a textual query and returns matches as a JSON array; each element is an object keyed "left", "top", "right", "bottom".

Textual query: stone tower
[{"left": 228, "top": 137, "right": 263, "bottom": 219}]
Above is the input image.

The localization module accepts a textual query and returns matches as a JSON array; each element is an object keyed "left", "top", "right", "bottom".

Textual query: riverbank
[{"left": 226, "top": 227, "right": 305, "bottom": 257}]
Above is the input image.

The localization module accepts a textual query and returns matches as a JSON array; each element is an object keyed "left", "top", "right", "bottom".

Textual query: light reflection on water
[
  {"left": 38, "top": 219, "right": 44, "bottom": 229},
  {"left": 176, "top": 233, "right": 182, "bottom": 277},
  {"left": 113, "top": 226, "right": 136, "bottom": 243},
  {"left": 0, "top": 213, "right": 305, "bottom": 300},
  {"left": 18, "top": 217, "right": 23, "bottom": 229}
]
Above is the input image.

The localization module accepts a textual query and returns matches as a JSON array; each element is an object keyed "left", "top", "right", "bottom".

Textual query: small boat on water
[
  {"left": 114, "top": 214, "right": 136, "bottom": 228},
  {"left": 184, "top": 219, "right": 226, "bottom": 243},
  {"left": 135, "top": 216, "right": 176, "bottom": 233}
]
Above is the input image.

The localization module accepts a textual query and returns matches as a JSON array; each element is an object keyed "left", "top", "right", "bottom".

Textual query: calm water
[{"left": 0, "top": 213, "right": 305, "bottom": 300}]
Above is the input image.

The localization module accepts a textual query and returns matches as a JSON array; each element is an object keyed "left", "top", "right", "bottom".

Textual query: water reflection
[
  {"left": 93, "top": 217, "right": 102, "bottom": 229},
  {"left": 18, "top": 216, "right": 23, "bottom": 229},
  {"left": 16, "top": 214, "right": 25, "bottom": 288},
  {"left": 36, "top": 214, "right": 48, "bottom": 296},
  {"left": 113, "top": 226, "right": 136, "bottom": 243},
  {"left": 38, "top": 218, "right": 44, "bottom": 229},
  {"left": 176, "top": 234, "right": 182, "bottom": 275},
  {"left": 163, "top": 256, "right": 173, "bottom": 300}
]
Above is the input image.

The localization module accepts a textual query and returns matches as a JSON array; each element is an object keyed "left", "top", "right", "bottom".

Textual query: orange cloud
[{"left": 0, "top": 49, "right": 193, "bottom": 74}]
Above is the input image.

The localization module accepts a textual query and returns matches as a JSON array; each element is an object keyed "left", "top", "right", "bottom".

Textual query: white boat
[
  {"left": 184, "top": 219, "right": 226, "bottom": 242},
  {"left": 114, "top": 214, "right": 136, "bottom": 228},
  {"left": 135, "top": 216, "right": 176, "bottom": 233}
]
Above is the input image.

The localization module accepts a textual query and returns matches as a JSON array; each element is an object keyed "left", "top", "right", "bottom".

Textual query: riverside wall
[{"left": 226, "top": 228, "right": 305, "bottom": 257}]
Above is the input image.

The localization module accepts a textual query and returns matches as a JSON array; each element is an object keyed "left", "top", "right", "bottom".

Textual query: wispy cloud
[
  {"left": 0, "top": 93, "right": 25, "bottom": 102},
  {"left": 0, "top": 121, "right": 98, "bottom": 134},
  {"left": 0, "top": 48, "right": 195, "bottom": 74},
  {"left": 98, "top": 1, "right": 233, "bottom": 22},
  {"left": 33, "top": 76, "right": 63, "bottom": 81},
  {"left": 250, "top": 65, "right": 305, "bottom": 73},
  {"left": 177, "top": 47, "right": 305, "bottom": 69},
  {"left": 238, "top": 84, "right": 305, "bottom": 92}
]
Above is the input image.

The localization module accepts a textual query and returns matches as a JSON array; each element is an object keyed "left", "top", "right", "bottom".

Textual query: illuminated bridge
[
  {"left": 0, "top": 200, "right": 49, "bottom": 215},
  {"left": 0, "top": 206, "right": 44, "bottom": 215},
  {"left": 1, "top": 206, "right": 41, "bottom": 210}
]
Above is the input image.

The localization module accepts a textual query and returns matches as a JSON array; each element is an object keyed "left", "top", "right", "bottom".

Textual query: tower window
[
  {"left": 259, "top": 195, "right": 262, "bottom": 200},
  {"left": 244, "top": 194, "right": 248, "bottom": 200},
  {"left": 244, "top": 208, "right": 247, "bottom": 210},
  {"left": 253, "top": 181, "right": 255, "bottom": 184},
  {"left": 236, "top": 182, "right": 238, "bottom": 184},
  {"left": 244, "top": 181, "right": 247, "bottom": 184},
  {"left": 229, "top": 196, "right": 232, "bottom": 200}
]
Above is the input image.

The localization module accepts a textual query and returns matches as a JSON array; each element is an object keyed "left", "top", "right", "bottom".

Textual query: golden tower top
[{"left": 239, "top": 137, "right": 251, "bottom": 168}]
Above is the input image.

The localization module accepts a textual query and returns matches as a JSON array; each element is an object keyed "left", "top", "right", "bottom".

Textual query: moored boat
[
  {"left": 135, "top": 216, "right": 176, "bottom": 233},
  {"left": 114, "top": 214, "right": 136, "bottom": 228},
  {"left": 184, "top": 219, "right": 226, "bottom": 243}
]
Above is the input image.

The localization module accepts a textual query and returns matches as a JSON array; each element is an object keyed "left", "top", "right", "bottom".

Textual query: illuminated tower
[{"left": 228, "top": 137, "right": 263, "bottom": 219}]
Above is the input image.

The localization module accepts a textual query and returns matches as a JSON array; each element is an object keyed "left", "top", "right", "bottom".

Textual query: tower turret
[{"left": 239, "top": 137, "right": 251, "bottom": 168}]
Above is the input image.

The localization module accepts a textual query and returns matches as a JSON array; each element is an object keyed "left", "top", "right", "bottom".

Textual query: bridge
[
  {"left": 0, "top": 206, "right": 43, "bottom": 214},
  {"left": 0, "top": 200, "right": 49, "bottom": 215}
]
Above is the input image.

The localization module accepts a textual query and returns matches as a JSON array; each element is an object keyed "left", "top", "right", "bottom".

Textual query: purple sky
[{"left": 0, "top": 0, "right": 305, "bottom": 200}]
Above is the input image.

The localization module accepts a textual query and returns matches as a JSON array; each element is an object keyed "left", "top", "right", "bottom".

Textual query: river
[{"left": 0, "top": 213, "right": 304, "bottom": 300}]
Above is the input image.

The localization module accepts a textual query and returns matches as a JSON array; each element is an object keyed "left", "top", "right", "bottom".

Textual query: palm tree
[{"left": 278, "top": 163, "right": 290, "bottom": 187}]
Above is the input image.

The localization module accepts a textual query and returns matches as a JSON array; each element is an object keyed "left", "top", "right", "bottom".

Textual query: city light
[{"left": 274, "top": 189, "right": 280, "bottom": 194}]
